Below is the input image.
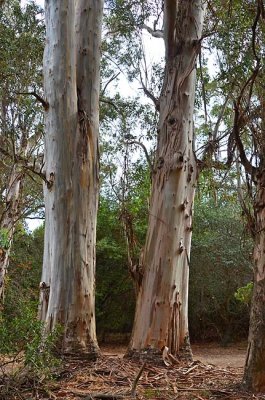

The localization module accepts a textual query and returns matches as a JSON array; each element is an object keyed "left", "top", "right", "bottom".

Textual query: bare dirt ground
[
  {"left": 191, "top": 342, "right": 247, "bottom": 369},
  {"left": 101, "top": 342, "right": 247, "bottom": 369},
  {"left": 2, "top": 343, "right": 265, "bottom": 400}
]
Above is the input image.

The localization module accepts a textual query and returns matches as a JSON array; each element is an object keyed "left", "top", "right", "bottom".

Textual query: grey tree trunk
[
  {"left": 39, "top": 0, "right": 103, "bottom": 357},
  {"left": 127, "top": 0, "right": 205, "bottom": 360},
  {"left": 0, "top": 165, "right": 24, "bottom": 300},
  {"left": 243, "top": 173, "right": 265, "bottom": 391},
  {"left": 0, "top": 110, "right": 29, "bottom": 301}
]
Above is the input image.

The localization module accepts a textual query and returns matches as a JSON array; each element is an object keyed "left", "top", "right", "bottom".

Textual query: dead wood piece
[
  {"left": 82, "top": 393, "right": 129, "bottom": 399},
  {"left": 85, "top": 393, "right": 125, "bottom": 400},
  {"left": 162, "top": 346, "right": 180, "bottom": 366},
  {"left": 131, "top": 362, "right": 146, "bottom": 397},
  {"left": 94, "top": 369, "right": 112, "bottom": 375},
  {"left": 183, "top": 364, "right": 199, "bottom": 375}
]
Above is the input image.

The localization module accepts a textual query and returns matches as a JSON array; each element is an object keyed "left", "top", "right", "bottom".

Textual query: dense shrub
[
  {"left": 0, "top": 199, "right": 253, "bottom": 348},
  {"left": 189, "top": 200, "right": 253, "bottom": 344}
]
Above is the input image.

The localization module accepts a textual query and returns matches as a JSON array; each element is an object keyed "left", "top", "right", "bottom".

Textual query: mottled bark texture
[
  {"left": 39, "top": 0, "right": 103, "bottom": 357},
  {"left": 127, "top": 0, "right": 205, "bottom": 360},
  {"left": 244, "top": 169, "right": 265, "bottom": 392}
]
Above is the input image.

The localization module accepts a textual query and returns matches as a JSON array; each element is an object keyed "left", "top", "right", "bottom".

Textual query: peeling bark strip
[
  {"left": 128, "top": 1, "right": 205, "bottom": 359},
  {"left": 39, "top": 0, "right": 103, "bottom": 356}
]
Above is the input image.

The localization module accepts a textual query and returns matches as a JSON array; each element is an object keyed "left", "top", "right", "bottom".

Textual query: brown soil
[
  {"left": 101, "top": 342, "right": 247, "bottom": 369},
  {"left": 192, "top": 342, "right": 247, "bottom": 369},
  {"left": 2, "top": 343, "right": 265, "bottom": 400}
]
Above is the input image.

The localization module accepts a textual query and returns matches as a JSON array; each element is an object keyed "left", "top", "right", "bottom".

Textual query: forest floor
[
  {"left": 102, "top": 342, "right": 247, "bottom": 369},
  {"left": 1, "top": 342, "right": 265, "bottom": 400}
]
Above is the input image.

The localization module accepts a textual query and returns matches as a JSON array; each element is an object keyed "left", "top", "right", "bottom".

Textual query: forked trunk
[
  {"left": 39, "top": 0, "right": 103, "bottom": 357},
  {"left": 127, "top": 0, "right": 205, "bottom": 360},
  {"left": 0, "top": 165, "right": 24, "bottom": 301},
  {"left": 244, "top": 169, "right": 265, "bottom": 391}
]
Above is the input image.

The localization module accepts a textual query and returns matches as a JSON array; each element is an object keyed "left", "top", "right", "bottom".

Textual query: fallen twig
[
  {"left": 74, "top": 392, "right": 128, "bottom": 399},
  {"left": 131, "top": 362, "right": 146, "bottom": 397},
  {"left": 183, "top": 364, "right": 199, "bottom": 375}
]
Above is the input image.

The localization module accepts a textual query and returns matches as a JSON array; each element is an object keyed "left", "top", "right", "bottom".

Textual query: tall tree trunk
[
  {"left": 241, "top": 85, "right": 265, "bottom": 391},
  {"left": 39, "top": 0, "right": 103, "bottom": 357},
  {"left": 243, "top": 177, "right": 265, "bottom": 390},
  {"left": 127, "top": 0, "right": 205, "bottom": 360},
  {"left": 0, "top": 101, "right": 28, "bottom": 301},
  {"left": 0, "top": 165, "right": 24, "bottom": 301}
]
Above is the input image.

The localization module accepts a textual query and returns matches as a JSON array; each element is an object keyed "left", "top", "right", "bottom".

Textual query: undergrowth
[{"left": 0, "top": 296, "right": 62, "bottom": 399}]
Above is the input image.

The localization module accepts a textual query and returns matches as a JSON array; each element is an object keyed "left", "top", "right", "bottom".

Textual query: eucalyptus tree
[
  {"left": 39, "top": 0, "right": 103, "bottom": 356},
  {"left": 0, "top": 0, "right": 44, "bottom": 301},
  {"left": 203, "top": 0, "right": 265, "bottom": 392},
  {"left": 106, "top": 0, "right": 206, "bottom": 359}
]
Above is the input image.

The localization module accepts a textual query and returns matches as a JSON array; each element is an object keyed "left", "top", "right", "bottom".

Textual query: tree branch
[
  {"left": 0, "top": 144, "right": 49, "bottom": 186},
  {"left": 212, "top": 94, "right": 230, "bottom": 141},
  {"left": 199, "top": 50, "right": 208, "bottom": 122},
  {"left": 140, "top": 85, "right": 160, "bottom": 111},
  {"left": 233, "top": 101, "right": 255, "bottom": 175},
  {"left": 101, "top": 72, "right": 120, "bottom": 97},
  {"left": 127, "top": 140, "right": 153, "bottom": 172},
  {"left": 131, "top": 362, "right": 146, "bottom": 397},
  {"left": 100, "top": 97, "right": 119, "bottom": 112},
  {"left": 198, "top": 95, "right": 230, "bottom": 167},
  {"left": 252, "top": 1, "right": 262, "bottom": 64},
  {"left": 16, "top": 91, "right": 49, "bottom": 110},
  {"left": 139, "top": 71, "right": 160, "bottom": 111},
  {"left": 164, "top": 0, "right": 177, "bottom": 60},
  {"left": 22, "top": 164, "right": 48, "bottom": 185},
  {"left": 141, "top": 23, "right": 164, "bottom": 38}
]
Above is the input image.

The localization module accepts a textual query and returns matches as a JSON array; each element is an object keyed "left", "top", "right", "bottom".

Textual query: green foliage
[
  {"left": 235, "top": 282, "right": 253, "bottom": 305},
  {"left": 0, "top": 0, "right": 260, "bottom": 352},
  {"left": 0, "top": 302, "right": 61, "bottom": 380},
  {"left": 9, "top": 225, "right": 44, "bottom": 301},
  {"left": 24, "top": 324, "right": 62, "bottom": 380},
  {"left": 144, "top": 388, "right": 161, "bottom": 398},
  {"left": 0, "top": 175, "right": 254, "bottom": 348},
  {"left": 0, "top": 0, "right": 44, "bottom": 223},
  {"left": 96, "top": 197, "right": 136, "bottom": 336},
  {"left": 0, "top": 225, "right": 60, "bottom": 380},
  {"left": 0, "top": 298, "right": 38, "bottom": 354},
  {"left": 189, "top": 197, "right": 253, "bottom": 344},
  {"left": 0, "top": 228, "right": 9, "bottom": 249},
  {"left": 0, "top": 225, "right": 44, "bottom": 353}
]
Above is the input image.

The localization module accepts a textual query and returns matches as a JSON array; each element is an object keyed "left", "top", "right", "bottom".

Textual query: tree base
[
  {"left": 124, "top": 347, "right": 165, "bottom": 365},
  {"left": 62, "top": 349, "right": 100, "bottom": 361},
  {"left": 61, "top": 340, "right": 100, "bottom": 361},
  {"left": 124, "top": 343, "right": 193, "bottom": 365}
]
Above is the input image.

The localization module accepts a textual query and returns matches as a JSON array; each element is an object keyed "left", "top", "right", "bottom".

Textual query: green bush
[
  {"left": 0, "top": 299, "right": 39, "bottom": 354},
  {"left": 24, "top": 324, "right": 62, "bottom": 380},
  {"left": 235, "top": 282, "right": 253, "bottom": 305},
  {"left": 0, "top": 298, "right": 61, "bottom": 380},
  {"left": 0, "top": 225, "right": 60, "bottom": 380},
  {"left": 189, "top": 199, "right": 253, "bottom": 343},
  {"left": 0, "top": 228, "right": 10, "bottom": 250}
]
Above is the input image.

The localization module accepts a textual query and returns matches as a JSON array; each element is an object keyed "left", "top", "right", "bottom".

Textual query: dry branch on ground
[{"left": 2, "top": 354, "right": 265, "bottom": 400}]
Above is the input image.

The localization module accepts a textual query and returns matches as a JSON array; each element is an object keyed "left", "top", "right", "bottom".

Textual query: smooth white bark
[
  {"left": 128, "top": 0, "right": 205, "bottom": 358},
  {"left": 39, "top": 0, "right": 103, "bottom": 356}
]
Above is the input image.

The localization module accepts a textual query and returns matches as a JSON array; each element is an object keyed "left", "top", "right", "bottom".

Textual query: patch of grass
[{"left": 144, "top": 388, "right": 162, "bottom": 398}]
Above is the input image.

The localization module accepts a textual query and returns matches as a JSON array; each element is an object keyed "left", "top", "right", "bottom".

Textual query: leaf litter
[{"left": 3, "top": 353, "right": 264, "bottom": 400}]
